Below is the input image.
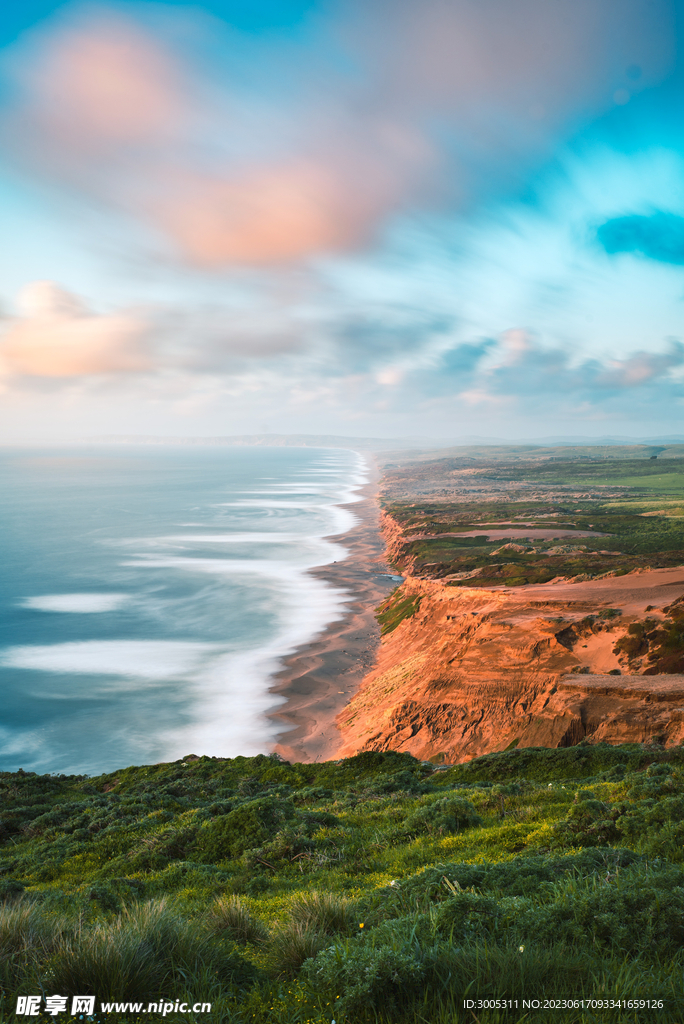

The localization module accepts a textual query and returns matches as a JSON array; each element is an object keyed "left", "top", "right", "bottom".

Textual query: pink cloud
[
  {"left": 12, "top": 14, "right": 189, "bottom": 156},
  {"left": 2, "top": 1, "right": 674, "bottom": 265},
  {"left": 150, "top": 162, "right": 360, "bottom": 265},
  {"left": 0, "top": 282, "right": 151, "bottom": 377},
  {"left": 598, "top": 348, "right": 684, "bottom": 387}
]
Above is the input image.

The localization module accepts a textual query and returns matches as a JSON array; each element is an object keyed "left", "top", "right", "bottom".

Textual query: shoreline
[{"left": 268, "top": 453, "right": 399, "bottom": 763}]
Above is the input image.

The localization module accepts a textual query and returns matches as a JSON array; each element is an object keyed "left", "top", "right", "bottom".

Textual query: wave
[{"left": 0, "top": 446, "right": 369, "bottom": 774}]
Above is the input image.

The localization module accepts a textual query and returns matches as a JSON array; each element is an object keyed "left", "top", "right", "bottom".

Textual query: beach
[
  {"left": 270, "top": 453, "right": 398, "bottom": 763},
  {"left": 0, "top": 445, "right": 371, "bottom": 775}
]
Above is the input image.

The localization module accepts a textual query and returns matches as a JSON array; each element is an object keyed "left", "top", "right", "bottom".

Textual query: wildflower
[
  {"left": 359, "top": 922, "right": 364, "bottom": 929},
  {"left": 519, "top": 945, "right": 525, "bottom": 953}
]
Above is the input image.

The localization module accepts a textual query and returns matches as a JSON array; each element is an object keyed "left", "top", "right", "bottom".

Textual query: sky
[{"left": 1, "top": 0, "right": 684, "bottom": 441}]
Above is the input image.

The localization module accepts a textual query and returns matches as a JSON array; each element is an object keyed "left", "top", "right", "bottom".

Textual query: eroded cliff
[{"left": 336, "top": 568, "right": 684, "bottom": 761}]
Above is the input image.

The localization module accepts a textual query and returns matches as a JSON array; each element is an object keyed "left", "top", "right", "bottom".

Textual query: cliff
[{"left": 335, "top": 568, "right": 684, "bottom": 761}]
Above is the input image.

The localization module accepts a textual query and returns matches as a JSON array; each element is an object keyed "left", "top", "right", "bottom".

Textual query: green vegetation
[
  {"left": 1, "top": 746, "right": 684, "bottom": 1022},
  {"left": 376, "top": 591, "right": 422, "bottom": 634},
  {"left": 380, "top": 454, "right": 684, "bottom": 585}
]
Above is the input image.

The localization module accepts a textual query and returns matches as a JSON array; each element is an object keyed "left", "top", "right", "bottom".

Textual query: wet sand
[{"left": 269, "top": 454, "right": 398, "bottom": 763}]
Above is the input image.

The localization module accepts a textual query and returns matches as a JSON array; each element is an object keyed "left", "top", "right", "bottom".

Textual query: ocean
[{"left": 0, "top": 445, "right": 365, "bottom": 776}]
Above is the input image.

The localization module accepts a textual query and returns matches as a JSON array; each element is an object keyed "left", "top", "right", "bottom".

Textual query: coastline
[{"left": 269, "top": 453, "right": 399, "bottom": 763}]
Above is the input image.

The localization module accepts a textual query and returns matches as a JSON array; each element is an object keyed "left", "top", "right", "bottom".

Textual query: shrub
[
  {"left": 0, "top": 879, "right": 25, "bottom": 902},
  {"left": 405, "top": 796, "right": 482, "bottom": 835},
  {"left": 362, "top": 770, "right": 426, "bottom": 796},
  {"left": 303, "top": 940, "right": 425, "bottom": 1016},
  {"left": 553, "top": 796, "right": 619, "bottom": 847},
  {"left": 85, "top": 883, "right": 120, "bottom": 914},
  {"left": 433, "top": 890, "right": 511, "bottom": 942},
  {"left": 193, "top": 798, "right": 296, "bottom": 861},
  {"left": 517, "top": 865, "right": 684, "bottom": 958},
  {"left": 366, "top": 850, "right": 642, "bottom": 919}
]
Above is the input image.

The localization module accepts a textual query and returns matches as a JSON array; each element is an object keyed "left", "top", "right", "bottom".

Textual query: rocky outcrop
[{"left": 335, "top": 572, "right": 684, "bottom": 761}]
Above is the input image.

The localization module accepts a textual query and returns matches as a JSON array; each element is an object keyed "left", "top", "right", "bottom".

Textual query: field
[
  {"left": 2, "top": 746, "right": 684, "bottom": 1023},
  {"left": 379, "top": 447, "right": 684, "bottom": 587}
]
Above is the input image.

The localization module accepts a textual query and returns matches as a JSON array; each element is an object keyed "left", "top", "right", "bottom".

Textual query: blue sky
[{"left": 0, "top": 0, "right": 683, "bottom": 441}]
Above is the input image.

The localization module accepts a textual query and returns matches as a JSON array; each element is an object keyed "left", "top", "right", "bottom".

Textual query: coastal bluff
[{"left": 335, "top": 568, "right": 684, "bottom": 762}]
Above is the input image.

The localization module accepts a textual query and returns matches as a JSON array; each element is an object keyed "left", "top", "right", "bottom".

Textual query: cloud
[
  {"left": 10, "top": 16, "right": 189, "bottom": 154},
  {"left": 472, "top": 330, "right": 684, "bottom": 400},
  {"left": 597, "top": 211, "right": 684, "bottom": 265},
  {"left": 596, "top": 343, "right": 684, "bottom": 387},
  {"left": 148, "top": 163, "right": 369, "bottom": 266},
  {"left": 0, "top": 282, "right": 151, "bottom": 377},
  {"left": 1, "top": 0, "right": 674, "bottom": 266}
]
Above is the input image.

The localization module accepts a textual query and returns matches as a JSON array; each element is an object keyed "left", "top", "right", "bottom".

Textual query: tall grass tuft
[
  {"left": 208, "top": 895, "right": 268, "bottom": 945},
  {"left": 268, "top": 891, "right": 355, "bottom": 976},
  {"left": 268, "top": 920, "right": 331, "bottom": 976},
  {"left": 286, "top": 891, "right": 354, "bottom": 936},
  {"left": 45, "top": 898, "right": 252, "bottom": 1001},
  {"left": 0, "top": 901, "right": 63, "bottom": 962}
]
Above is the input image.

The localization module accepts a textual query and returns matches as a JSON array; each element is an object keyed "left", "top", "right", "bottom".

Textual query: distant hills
[{"left": 6, "top": 432, "right": 684, "bottom": 451}]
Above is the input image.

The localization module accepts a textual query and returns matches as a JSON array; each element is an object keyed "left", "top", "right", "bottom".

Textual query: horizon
[
  {"left": 4, "top": 433, "right": 684, "bottom": 450},
  {"left": 0, "top": 1, "right": 683, "bottom": 439}
]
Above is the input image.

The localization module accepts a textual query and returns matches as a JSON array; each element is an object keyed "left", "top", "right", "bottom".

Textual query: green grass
[
  {"left": 376, "top": 592, "right": 422, "bottom": 634},
  {"left": 380, "top": 456, "right": 684, "bottom": 584},
  {"left": 585, "top": 473, "right": 684, "bottom": 491},
  {"left": 1, "top": 746, "right": 684, "bottom": 1022}
]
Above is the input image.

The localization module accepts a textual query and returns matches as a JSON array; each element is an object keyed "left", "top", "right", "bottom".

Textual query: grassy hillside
[{"left": 1, "top": 745, "right": 684, "bottom": 1023}]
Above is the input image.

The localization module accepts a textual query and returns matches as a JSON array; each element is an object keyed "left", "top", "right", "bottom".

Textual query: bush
[
  {"left": 366, "top": 850, "right": 642, "bottom": 918},
  {"left": 0, "top": 879, "right": 25, "bottom": 902},
  {"left": 553, "top": 795, "right": 619, "bottom": 847},
  {"left": 516, "top": 864, "right": 684, "bottom": 958},
  {"left": 433, "top": 890, "right": 511, "bottom": 942},
  {"left": 193, "top": 798, "right": 296, "bottom": 861},
  {"left": 304, "top": 940, "right": 425, "bottom": 1016},
  {"left": 405, "top": 796, "right": 482, "bottom": 835},
  {"left": 362, "top": 770, "right": 426, "bottom": 796}
]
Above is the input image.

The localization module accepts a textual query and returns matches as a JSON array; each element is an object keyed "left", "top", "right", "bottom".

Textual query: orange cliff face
[{"left": 335, "top": 569, "right": 684, "bottom": 761}]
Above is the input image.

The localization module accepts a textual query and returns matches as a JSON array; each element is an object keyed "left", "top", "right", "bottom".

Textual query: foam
[
  {"left": 150, "top": 533, "right": 302, "bottom": 544},
  {"left": 1, "top": 640, "right": 219, "bottom": 679},
  {"left": 0, "top": 446, "right": 370, "bottom": 773},
  {"left": 21, "top": 593, "right": 130, "bottom": 614}
]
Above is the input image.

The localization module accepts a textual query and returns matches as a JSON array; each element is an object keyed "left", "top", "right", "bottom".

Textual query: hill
[{"left": 1, "top": 746, "right": 683, "bottom": 1022}]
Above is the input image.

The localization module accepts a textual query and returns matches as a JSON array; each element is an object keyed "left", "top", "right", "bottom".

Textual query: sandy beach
[{"left": 269, "top": 454, "right": 398, "bottom": 763}]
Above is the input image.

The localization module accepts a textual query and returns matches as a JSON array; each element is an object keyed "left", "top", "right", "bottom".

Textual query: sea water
[{"left": 0, "top": 445, "right": 365, "bottom": 776}]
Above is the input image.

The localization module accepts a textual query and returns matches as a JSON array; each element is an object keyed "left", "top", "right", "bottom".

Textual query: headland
[{"left": 333, "top": 443, "right": 684, "bottom": 761}]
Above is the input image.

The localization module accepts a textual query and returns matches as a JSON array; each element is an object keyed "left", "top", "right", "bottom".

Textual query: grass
[
  {"left": 208, "top": 895, "right": 269, "bottom": 945},
  {"left": 376, "top": 592, "right": 422, "bottom": 634},
  {"left": 379, "top": 455, "right": 684, "bottom": 584},
  {"left": 1, "top": 746, "right": 684, "bottom": 1021}
]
